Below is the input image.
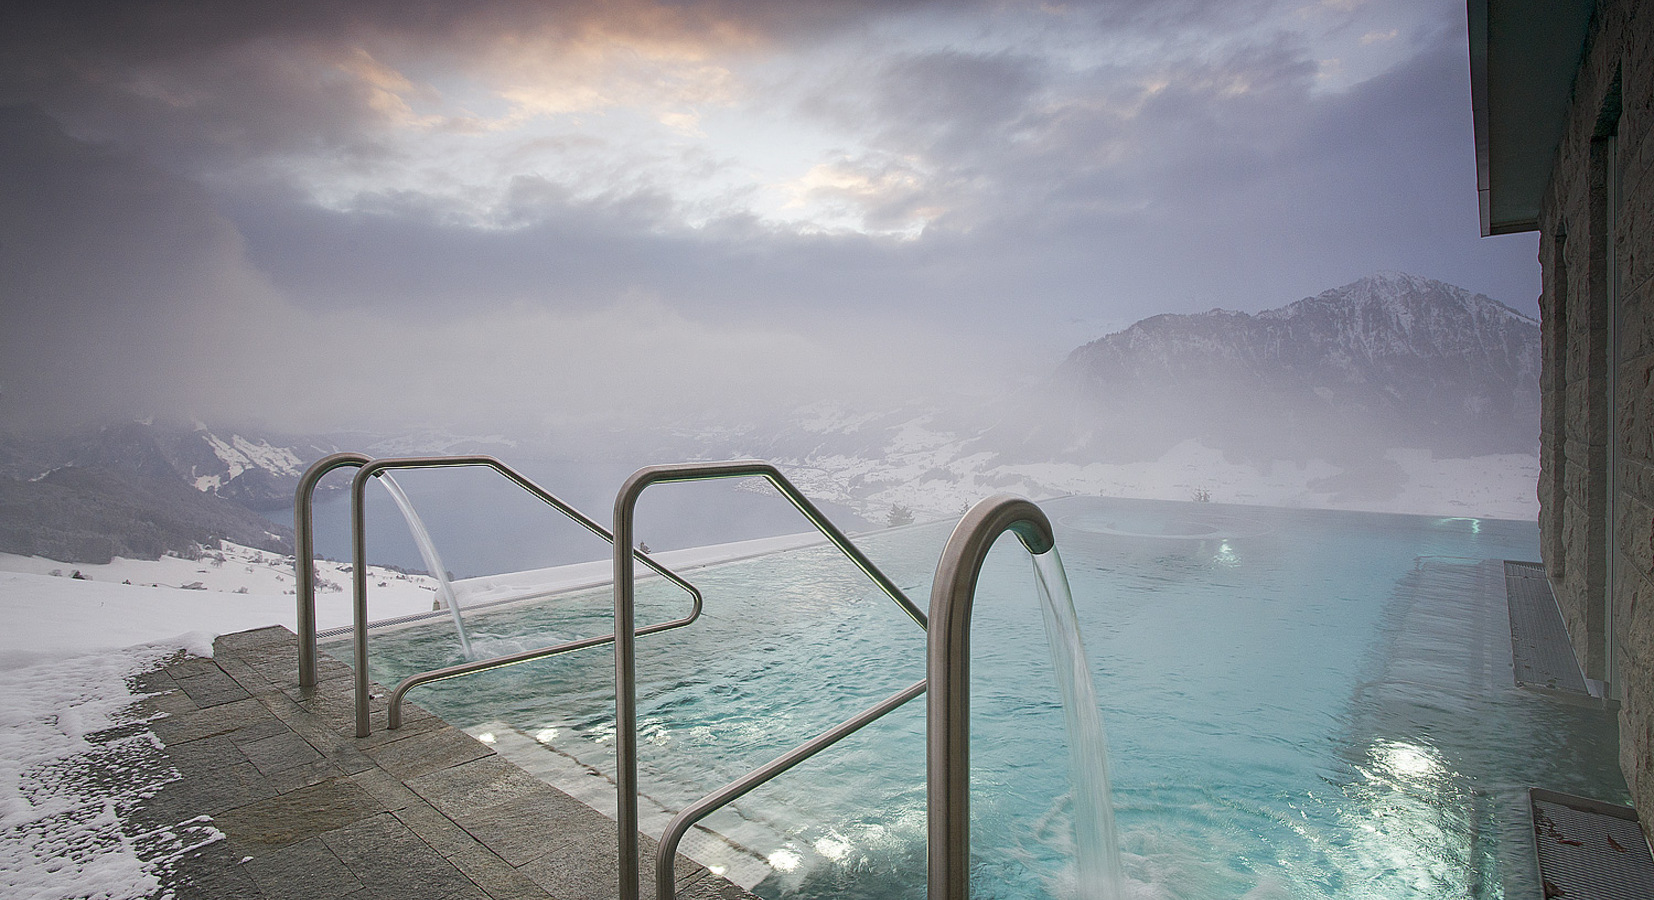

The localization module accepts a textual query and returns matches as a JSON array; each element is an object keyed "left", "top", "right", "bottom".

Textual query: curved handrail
[
  {"left": 654, "top": 678, "right": 926, "bottom": 900},
  {"left": 386, "top": 591, "right": 701, "bottom": 729},
  {"left": 613, "top": 460, "right": 924, "bottom": 900},
  {"left": 348, "top": 455, "right": 703, "bottom": 738},
  {"left": 927, "top": 495, "right": 1054, "bottom": 900},
  {"left": 296, "top": 452, "right": 373, "bottom": 692}
]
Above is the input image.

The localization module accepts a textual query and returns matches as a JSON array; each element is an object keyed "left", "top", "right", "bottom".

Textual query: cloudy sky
[{"left": 0, "top": 0, "right": 1538, "bottom": 437}]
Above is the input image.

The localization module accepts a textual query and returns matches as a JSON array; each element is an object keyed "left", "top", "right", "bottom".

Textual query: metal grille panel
[
  {"left": 1532, "top": 789, "right": 1654, "bottom": 899},
  {"left": 1505, "top": 560, "right": 1590, "bottom": 694}
]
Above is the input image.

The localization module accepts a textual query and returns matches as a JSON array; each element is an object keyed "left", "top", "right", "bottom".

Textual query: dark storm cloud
[
  {"left": 809, "top": 20, "right": 1537, "bottom": 322},
  {"left": 0, "top": 0, "right": 1540, "bottom": 435},
  {"left": 0, "top": 105, "right": 981, "bottom": 436},
  {"left": 52, "top": 7, "right": 1532, "bottom": 335},
  {"left": 0, "top": 105, "right": 294, "bottom": 430},
  {"left": 0, "top": 0, "right": 953, "bottom": 169},
  {"left": 871, "top": 50, "right": 1047, "bottom": 156}
]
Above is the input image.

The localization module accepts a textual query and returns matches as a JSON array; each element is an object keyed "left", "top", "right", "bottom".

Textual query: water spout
[
  {"left": 929, "top": 495, "right": 1122, "bottom": 900},
  {"left": 1032, "top": 547, "right": 1123, "bottom": 900},
  {"left": 376, "top": 471, "right": 472, "bottom": 658}
]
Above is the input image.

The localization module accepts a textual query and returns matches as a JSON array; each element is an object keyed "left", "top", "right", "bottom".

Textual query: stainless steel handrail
[
  {"left": 347, "top": 455, "right": 703, "bottom": 738},
  {"left": 296, "top": 452, "right": 373, "bottom": 692},
  {"left": 654, "top": 678, "right": 926, "bottom": 900},
  {"left": 613, "top": 460, "right": 925, "bottom": 900},
  {"left": 386, "top": 584, "right": 702, "bottom": 729},
  {"left": 927, "top": 495, "right": 1054, "bottom": 900}
]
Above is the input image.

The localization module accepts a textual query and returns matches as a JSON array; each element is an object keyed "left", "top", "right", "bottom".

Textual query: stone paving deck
[{"left": 116, "top": 625, "right": 757, "bottom": 900}]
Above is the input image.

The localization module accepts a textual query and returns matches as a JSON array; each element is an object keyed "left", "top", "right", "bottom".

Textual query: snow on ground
[
  {"left": 0, "top": 636, "right": 216, "bottom": 900},
  {"left": 195, "top": 431, "right": 305, "bottom": 491},
  {"left": 807, "top": 441, "right": 1541, "bottom": 523},
  {"left": 0, "top": 542, "right": 447, "bottom": 667},
  {"left": 0, "top": 533, "right": 836, "bottom": 668},
  {"left": 0, "top": 541, "right": 439, "bottom": 605},
  {"left": 0, "top": 573, "right": 287, "bottom": 672}
]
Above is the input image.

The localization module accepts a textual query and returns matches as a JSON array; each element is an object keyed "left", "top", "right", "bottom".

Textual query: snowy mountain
[
  {"left": 1017, "top": 272, "right": 1540, "bottom": 463},
  {"left": 0, "top": 422, "right": 333, "bottom": 562},
  {"left": 59, "top": 421, "right": 337, "bottom": 509},
  {"left": 753, "top": 273, "right": 1542, "bottom": 518},
  {"left": 0, "top": 273, "right": 1545, "bottom": 564}
]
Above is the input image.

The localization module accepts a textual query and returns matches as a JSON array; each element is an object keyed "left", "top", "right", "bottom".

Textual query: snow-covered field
[
  {"left": 784, "top": 437, "right": 1541, "bottom": 524},
  {"left": 0, "top": 530, "right": 841, "bottom": 668},
  {"left": 0, "top": 542, "right": 443, "bottom": 670}
]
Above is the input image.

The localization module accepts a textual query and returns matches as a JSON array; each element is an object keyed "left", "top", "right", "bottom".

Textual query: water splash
[
  {"left": 1032, "top": 546, "right": 1124, "bottom": 900},
  {"left": 376, "top": 472, "right": 472, "bottom": 658}
]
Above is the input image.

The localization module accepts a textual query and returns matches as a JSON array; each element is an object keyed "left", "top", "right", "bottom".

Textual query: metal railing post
[
  {"left": 927, "top": 495, "right": 1053, "bottom": 900},
  {"left": 351, "top": 463, "right": 376, "bottom": 737},
  {"left": 342, "top": 454, "right": 703, "bottom": 739},
  {"left": 295, "top": 452, "right": 371, "bottom": 692},
  {"left": 613, "top": 460, "right": 926, "bottom": 900}
]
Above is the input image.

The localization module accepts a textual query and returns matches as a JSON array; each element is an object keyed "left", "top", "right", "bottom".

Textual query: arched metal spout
[{"left": 927, "top": 494, "right": 1054, "bottom": 900}]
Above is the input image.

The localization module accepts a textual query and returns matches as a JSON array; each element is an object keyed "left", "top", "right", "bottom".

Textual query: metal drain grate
[
  {"left": 1505, "top": 560, "right": 1591, "bottom": 694},
  {"left": 1532, "top": 789, "right": 1654, "bottom": 899}
]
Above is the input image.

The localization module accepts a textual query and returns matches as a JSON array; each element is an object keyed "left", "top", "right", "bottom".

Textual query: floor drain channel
[{"left": 1531, "top": 788, "right": 1654, "bottom": 899}]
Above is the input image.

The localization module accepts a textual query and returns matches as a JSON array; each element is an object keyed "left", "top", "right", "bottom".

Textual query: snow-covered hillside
[
  {"left": 0, "top": 541, "right": 444, "bottom": 667},
  {"left": 1044, "top": 272, "right": 1540, "bottom": 460},
  {"left": 25, "top": 420, "right": 338, "bottom": 509},
  {"left": 0, "top": 274, "right": 1543, "bottom": 563},
  {"left": 750, "top": 274, "right": 1543, "bottom": 522},
  {"left": 768, "top": 435, "right": 1538, "bottom": 522}
]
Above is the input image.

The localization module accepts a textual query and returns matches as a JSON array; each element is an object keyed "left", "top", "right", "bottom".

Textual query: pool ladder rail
[
  {"left": 611, "top": 461, "right": 927, "bottom": 900},
  {"left": 292, "top": 453, "right": 705, "bottom": 739},
  {"left": 297, "top": 454, "right": 1060, "bottom": 900},
  {"left": 612, "top": 462, "right": 1051, "bottom": 900}
]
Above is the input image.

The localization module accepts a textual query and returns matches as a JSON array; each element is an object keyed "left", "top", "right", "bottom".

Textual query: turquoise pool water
[{"left": 333, "top": 496, "right": 1626, "bottom": 898}]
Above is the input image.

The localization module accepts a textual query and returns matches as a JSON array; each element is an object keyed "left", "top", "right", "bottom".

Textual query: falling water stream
[
  {"left": 375, "top": 472, "right": 474, "bottom": 658},
  {"left": 1031, "top": 546, "right": 1124, "bottom": 900}
]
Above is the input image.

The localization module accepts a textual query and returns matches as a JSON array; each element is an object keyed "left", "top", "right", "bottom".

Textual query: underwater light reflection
[
  {"left": 1373, "top": 741, "right": 1445, "bottom": 783},
  {"left": 1328, "top": 739, "right": 1475, "bottom": 894}
]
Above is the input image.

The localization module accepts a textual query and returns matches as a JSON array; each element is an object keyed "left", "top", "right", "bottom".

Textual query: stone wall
[{"left": 1537, "top": 0, "right": 1654, "bottom": 831}]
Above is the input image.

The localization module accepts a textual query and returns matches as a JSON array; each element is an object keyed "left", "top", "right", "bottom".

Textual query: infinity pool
[{"left": 331, "top": 496, "right": 1626, "bottom": 898}]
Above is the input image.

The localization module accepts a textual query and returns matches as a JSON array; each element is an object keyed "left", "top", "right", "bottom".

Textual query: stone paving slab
[{"left": 106, "top": 625, "right": 761, "bottom": 900}]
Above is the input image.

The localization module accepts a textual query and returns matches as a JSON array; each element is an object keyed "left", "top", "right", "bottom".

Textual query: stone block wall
[{"left": 1537, "top": 0, "right": 1654, "bottom": 832}]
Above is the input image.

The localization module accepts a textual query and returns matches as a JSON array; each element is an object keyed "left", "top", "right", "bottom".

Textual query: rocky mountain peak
[{"left": 1044, "top": 272, "right": 1540, "bottom": 462}]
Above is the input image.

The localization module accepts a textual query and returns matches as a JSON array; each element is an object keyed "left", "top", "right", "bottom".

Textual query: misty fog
[{"left": 0, "top": 0, "right": 1546, "bottom": 570}]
